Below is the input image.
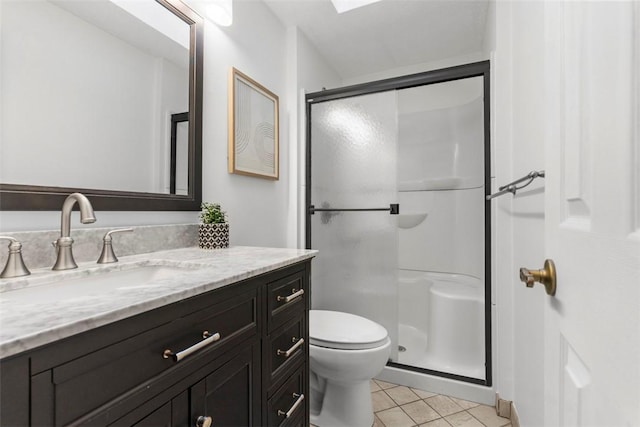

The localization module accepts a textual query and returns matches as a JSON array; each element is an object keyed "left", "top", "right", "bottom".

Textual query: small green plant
[{"left": 200, "top": 202, "right": 227, "bottom": 224}]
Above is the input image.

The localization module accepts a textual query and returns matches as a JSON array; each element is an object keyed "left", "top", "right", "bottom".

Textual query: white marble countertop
[{"left": 0, "top": 246, "right": 316, "bottom": 359}]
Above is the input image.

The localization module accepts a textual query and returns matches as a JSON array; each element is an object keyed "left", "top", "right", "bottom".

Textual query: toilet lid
[{"left": 309, "top": 310, "right": 389, "bottom": 350}]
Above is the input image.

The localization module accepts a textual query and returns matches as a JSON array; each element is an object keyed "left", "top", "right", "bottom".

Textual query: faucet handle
[
  {"left": 97, "top": 228, "right": 133, "bottom": 264},
  {"left": 0, "top": 237, "right": 31, "bottom": 278}
]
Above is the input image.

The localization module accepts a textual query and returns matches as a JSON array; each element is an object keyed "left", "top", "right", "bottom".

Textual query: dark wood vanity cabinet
[{"left": 0, "top": 260, "right": 311, "bottom": 427}]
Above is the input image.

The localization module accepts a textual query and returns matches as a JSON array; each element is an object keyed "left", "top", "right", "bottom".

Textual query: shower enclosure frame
[{"left": 305, "top": 61, "right": 492, "bottom": 387}]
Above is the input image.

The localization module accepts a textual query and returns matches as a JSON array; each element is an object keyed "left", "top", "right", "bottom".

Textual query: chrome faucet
[{"left": 52, "top": 193, "right": 96, "bottom": 270}]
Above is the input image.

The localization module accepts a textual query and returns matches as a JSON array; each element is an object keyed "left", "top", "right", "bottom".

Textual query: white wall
[
  {"left": 201, "top": 3, "right": 340, "bottom": 248},
  {"left": 287, "top": 28, "right": 342, "bottom": 248},
  {"left": 490, "top": 1, "right": 546, "bottom": 425},
  {"left": 197, "top": 0, "right": 289, "bottom": 247}
]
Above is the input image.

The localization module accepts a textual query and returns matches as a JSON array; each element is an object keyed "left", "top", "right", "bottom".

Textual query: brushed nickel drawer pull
[
  {"left": 277, "top": 393, "right": 304, "bottom": 418},
  {"left": 276, "top": 288, "right": 304, "bottom": 303},
  {"left": 163, "top": 331, "right": 221, "bottom": 362},
  {"left": 277, "top": 337, "right": 305, "bottom": 357}
]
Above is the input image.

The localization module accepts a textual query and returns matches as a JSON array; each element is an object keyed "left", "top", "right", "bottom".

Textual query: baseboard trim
[
  {"left": 495, "top": 393, "right": 520, "bottom": 427},
  {"left": 510, "top": 402, "right": 520, "bottom": 427}
]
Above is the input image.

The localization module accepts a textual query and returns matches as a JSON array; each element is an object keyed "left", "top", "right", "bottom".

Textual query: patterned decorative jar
[
  {"left": 199, "top": 202, "right": 229, "bottom": 249},
  {"left": 198, "top": 223, "right": 229, "bottom": 249}
]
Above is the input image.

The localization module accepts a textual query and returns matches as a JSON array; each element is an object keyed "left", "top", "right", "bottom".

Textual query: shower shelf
[
  {"left": 397, "top": 213, "right": 428, "bottom": 229},
  {"left": 398, "top": 177, "right": 483, "bottom": 192}
]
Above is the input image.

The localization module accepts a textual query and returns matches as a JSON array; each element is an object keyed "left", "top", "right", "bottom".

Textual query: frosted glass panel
[{"left": 310, "top": 91, "right": 399, "bottom": 358}]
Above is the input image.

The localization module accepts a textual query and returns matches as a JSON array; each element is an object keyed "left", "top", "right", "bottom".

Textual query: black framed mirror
[{"left": 0, "top": 0, "right": 202, "bottom": 211}]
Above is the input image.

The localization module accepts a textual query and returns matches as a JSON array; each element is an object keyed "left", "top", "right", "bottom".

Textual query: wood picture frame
[{"left": 228, "top": 68, "right": 279, "bottom": 180}]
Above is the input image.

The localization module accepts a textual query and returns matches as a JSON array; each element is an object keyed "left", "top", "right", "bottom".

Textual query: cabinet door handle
[
  {"left": 277, "top": 337, "right": 305, "bottom": 357},
  {"left": 277, "top": 393, "right": 305, "bottom": 418},
  {"left": 163, "top": 331, "right": 221, "bottom": 362},
  {"left": 276, "top": 288, "right": 304, "bottom": 303},
  {"left": 195, "top": 416, "right": 212, "bottom": 427}
]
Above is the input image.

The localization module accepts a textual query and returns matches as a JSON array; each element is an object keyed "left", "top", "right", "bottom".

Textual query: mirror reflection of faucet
[{"left": 52, "top": 193, "right": 96, "bottom": 271}]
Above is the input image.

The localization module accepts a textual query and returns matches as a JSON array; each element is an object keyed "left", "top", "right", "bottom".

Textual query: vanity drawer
[
  {"left": 284, "top": 411, "right": 308, "bottom": 427},
  {"left": 266, "top": 267, "right": 307, "bottom": 332},
  {"left": 265, "top": 314, "right": 306, "bottom": 388},
  {"left": 32, "top": 288, "right": 258, "bottom": 427},
  {"left": 266, "top": 364, "right": 306, "bottom": 427}
]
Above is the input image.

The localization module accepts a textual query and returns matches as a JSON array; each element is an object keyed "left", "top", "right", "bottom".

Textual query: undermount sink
[{"left": 0, "top": 263, "right": 196, "bottom": 304}]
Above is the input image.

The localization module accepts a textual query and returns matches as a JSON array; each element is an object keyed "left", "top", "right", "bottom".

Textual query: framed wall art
[{"left": 228, "top": 68, "right": 279, "bottom": 180}]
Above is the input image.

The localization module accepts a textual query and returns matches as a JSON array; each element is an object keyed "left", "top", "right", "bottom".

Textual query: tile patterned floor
[{"left": 312, "top": 379, "right": 512, "bottom": 427}]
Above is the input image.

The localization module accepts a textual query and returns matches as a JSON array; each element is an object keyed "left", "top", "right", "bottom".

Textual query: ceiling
[{"left": 263, "top": 0, "right": 490, "bottom": 81}]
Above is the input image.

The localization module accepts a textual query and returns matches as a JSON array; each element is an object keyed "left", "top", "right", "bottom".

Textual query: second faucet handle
[
  {"left": 0, "top": 237, "right": 31, "bottom": 278},
  {"left": 97, "top": 228, "right": 133, "bottom": 264}
]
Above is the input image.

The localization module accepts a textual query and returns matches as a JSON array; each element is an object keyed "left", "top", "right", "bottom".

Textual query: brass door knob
[{"left": 519, "top": 259, "right": 557, "bottom": 296}]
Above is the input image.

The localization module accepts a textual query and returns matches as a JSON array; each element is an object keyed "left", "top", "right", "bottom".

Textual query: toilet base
[{"left": 310, "top": 379, "right": 374, "bottom": 427}]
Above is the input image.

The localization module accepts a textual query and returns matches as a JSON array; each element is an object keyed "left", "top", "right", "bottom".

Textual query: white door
[{"left": 543, "top": 2, "right": 640, "bottom": 426}]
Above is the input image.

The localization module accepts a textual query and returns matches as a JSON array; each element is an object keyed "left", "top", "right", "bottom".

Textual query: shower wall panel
[
  {"left": 397, "top": 77, "right": 484, "bottom": 192},
  {"left": 397, "top": 188, "right": 485, "bottom": 278},
  {"left": 396, "top": 77, "right": 485, "bottom": 279}
]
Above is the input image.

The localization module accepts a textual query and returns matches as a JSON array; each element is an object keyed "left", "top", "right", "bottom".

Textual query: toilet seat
[{"left": 310, "top": 310, "right": 389, "bottom": 350}]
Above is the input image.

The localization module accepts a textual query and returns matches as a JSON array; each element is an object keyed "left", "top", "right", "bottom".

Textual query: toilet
[{"left": 309, "top": 310, "right": 392, "bottom": 427}]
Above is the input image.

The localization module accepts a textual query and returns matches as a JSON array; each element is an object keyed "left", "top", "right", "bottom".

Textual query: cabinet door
[
  {"left": 190, "top": 343, "right": 260, "bottom": 427},
  {"left": 0, "top": 357, "right": 29, "bottom": 426},
  {"left": 131, "top": 401, "right": 172, "bottom": 427},
  {"left": 105, "top": 391, "right": 188, "bottom": 427}
]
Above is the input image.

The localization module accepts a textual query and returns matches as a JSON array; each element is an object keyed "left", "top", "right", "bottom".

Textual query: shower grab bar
[
  {"left": 486, "top": 170, "right": 545, "bottom": 200},
  {"left": 309, "top": 204, "right": 399, "bottom": 215}
]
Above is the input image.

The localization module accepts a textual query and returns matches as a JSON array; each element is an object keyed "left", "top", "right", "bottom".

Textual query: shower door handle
[{"left": 309, "top": 204, "right": 399, "bottom": 215}]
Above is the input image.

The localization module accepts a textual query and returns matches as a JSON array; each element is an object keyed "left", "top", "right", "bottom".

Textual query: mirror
[{"left": 0, "top": 0, "right": 203, "bottom": 211}]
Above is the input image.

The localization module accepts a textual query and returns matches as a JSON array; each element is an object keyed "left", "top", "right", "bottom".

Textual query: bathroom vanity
[{"left": 0, "top": 247, "right": 314, "bottom": 426}]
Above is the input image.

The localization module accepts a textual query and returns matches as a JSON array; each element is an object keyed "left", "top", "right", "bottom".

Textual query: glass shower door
[
  {"left": 308, "top": 91, "right": 399, "bottom": 358},
  {"left": 307, "top": 63, "right": 491, "bottom": 385}
]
